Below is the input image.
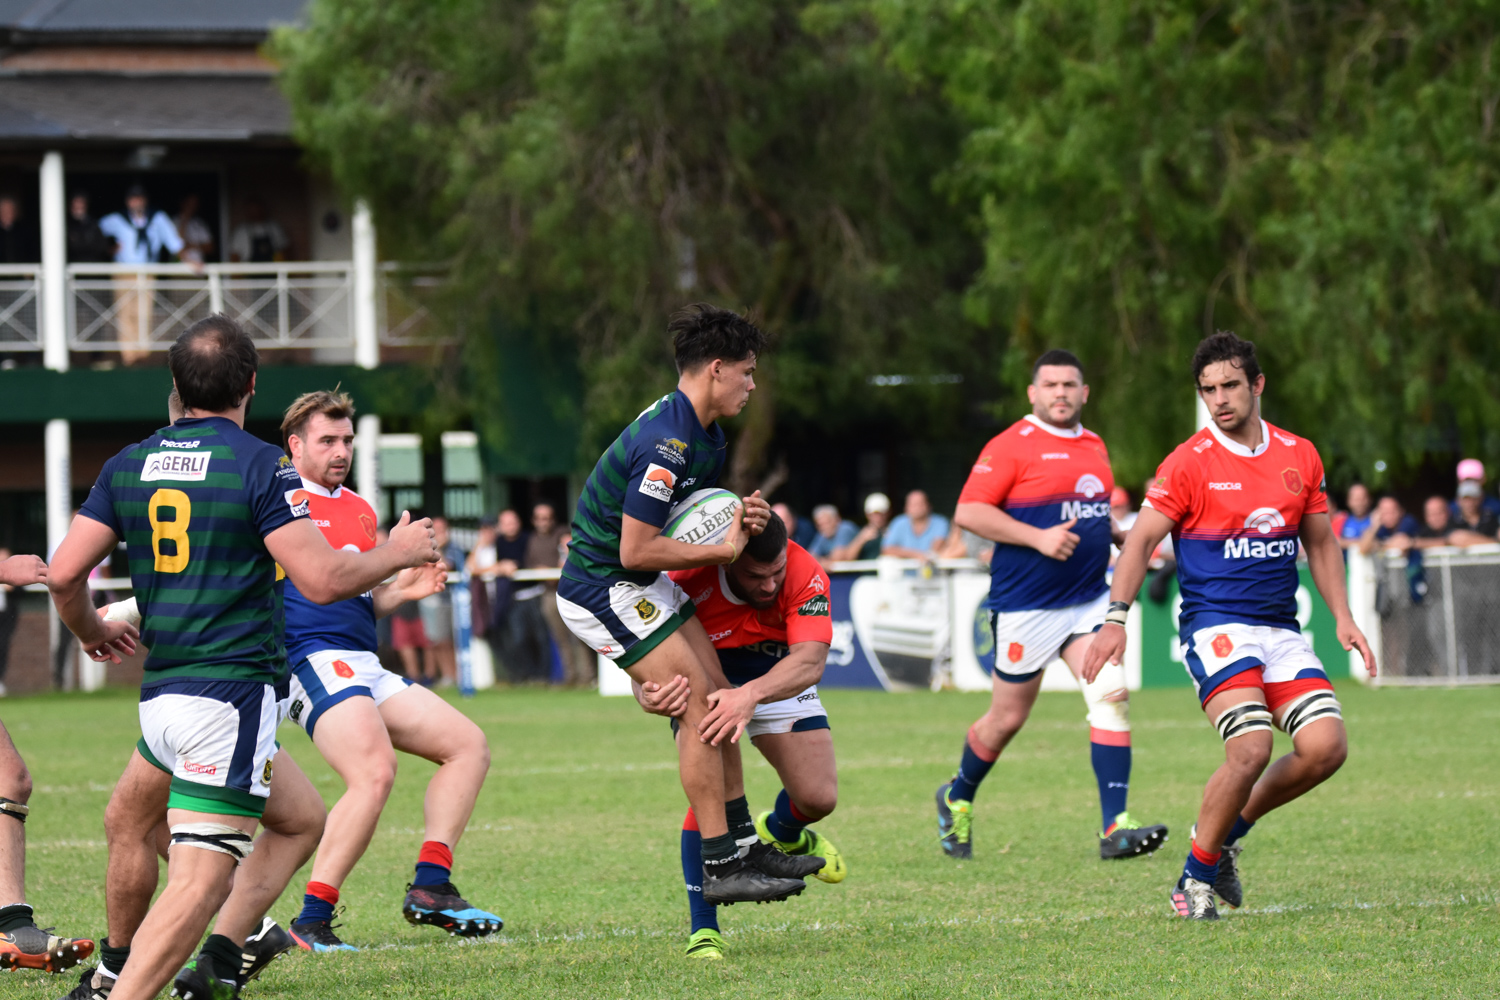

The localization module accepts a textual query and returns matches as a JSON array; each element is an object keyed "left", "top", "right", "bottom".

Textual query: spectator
[
  {"left": 1414, "top": 496, "right": 1455, "bottom": 549},
  {"left": 173, "top": 192, "right": 215, "bottom": 265},
  {"left": 881, "top": 489, "right": 950, "bottom": 560},
  {"left": 528, "top": 502, "right": 593, "bottom": 686},
  {"left": 416, "top": 516, "right": 461, "bottom": 686},
  {"left": 230, "top": 195, "right": 289, "bottom": 263},
  {"left": 1450, "top": 480, "right": 1500, "bottom": 545},
  {"left": 1451, "top": 459, "right": 1500, "bottom": 519},
  {"left": 833, "top": 492, "right": 891, "bottom": 561},
  {"left": 0, "top": 195, "right": 36, "bottom": 263},
  {"left": 490, "top": 509, "right": 551, "bottom": 682},
  {"left": 807, "top": 503, "right": 856, "bottom": 560},
  {"left": 99, "top": 184, "right": 188, "bottom": 364},
  {"left": 66, "top": 192, "right": 113, "bottom": 262},
  {"left": 465, "top": 515, "right": 499, "bottom": 641},
  {"left": 1359, "top": 495, "right": 1420, "bottom": 555},
  {"left": 373, "top": 526, "right": 400, "bottom": 672},
  {"left": 772, "top": 503, "right": 817, "bottom": 550},
  {"left": 938, "top": 521, "right": 993, "bottom": 564},
  {"left": 0, "top": 547, "right": 18, "bottom": 697},
  {"left": 1338, "top": 483, "right": 1373, "bottom": 550}
]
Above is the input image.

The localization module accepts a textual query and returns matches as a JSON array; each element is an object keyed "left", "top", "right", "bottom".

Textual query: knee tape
[
  {"left": 169, "top": 823, "right": 254, "bottom": 865},
  {"left": 0, "top": 798, "right": 27, "bottom": 824},
  {"left": 1214, "top": 701, "right": 1273, "bottom": 742},
  {"left": 1081, "top": 662, "right": 1130, "bottom": 734},
  {"left": 1280, "top": 689, "right": 1342, "bottom": 738}
]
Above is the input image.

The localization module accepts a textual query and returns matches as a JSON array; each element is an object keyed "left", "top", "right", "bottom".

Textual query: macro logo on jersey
[
  {"left": 1075, "top": 474, "right": 1105, "bottom": 498},
  {"left": 282, "top": 481, "right": 382, "bottom": 665}
]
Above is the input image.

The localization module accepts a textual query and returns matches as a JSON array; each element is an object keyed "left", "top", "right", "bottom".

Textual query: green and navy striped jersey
[
  {"left": 78, "top": 416, "right": 307, "bottom": 685},
  {"left": 563, "top": 390, "right": 726, "bottom": 587}
]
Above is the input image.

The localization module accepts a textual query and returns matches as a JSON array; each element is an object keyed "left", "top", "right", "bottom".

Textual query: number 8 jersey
[{"left": 79, "top": 416, "right": 308, "bottom": 685}]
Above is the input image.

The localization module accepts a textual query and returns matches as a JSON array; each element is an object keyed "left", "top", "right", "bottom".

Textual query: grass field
[{"left": 0, "top": 681, "right": 1495, "bottom": 999}]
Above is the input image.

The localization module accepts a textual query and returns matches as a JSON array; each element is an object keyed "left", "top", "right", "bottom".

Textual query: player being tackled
[
  {"left": 635, "top": 514, "right": 844, "bottom": 960},
  {"left": 1086, "top": 331, "right": 1375, "bottom": 920},
  {"left": 938, "top": 350, "right": 1168, "bottom": 861}
]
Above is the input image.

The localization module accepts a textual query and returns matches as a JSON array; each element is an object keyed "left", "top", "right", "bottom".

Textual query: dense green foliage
[
  {"left": 277, "top": 0, "right": 1500, "bottom": 490},
  {"left": 5, "top": 683, "right": 1497, "bottom": 997}
]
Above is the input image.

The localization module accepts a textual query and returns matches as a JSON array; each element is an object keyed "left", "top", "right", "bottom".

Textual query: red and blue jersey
[
  {"left": 958, "top": 415, "right": 1113, "bottom": 612},
  {"left": 281, "top": 478, "right": 381, "bottom": 663},
  {"left": 1144, "top": 420, "right": 1327, "bottom": 637}
]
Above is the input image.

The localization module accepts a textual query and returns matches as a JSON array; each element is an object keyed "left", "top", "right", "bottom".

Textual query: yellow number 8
[{"left": 148, "top": 488, "right": 192, "bottom": 573}]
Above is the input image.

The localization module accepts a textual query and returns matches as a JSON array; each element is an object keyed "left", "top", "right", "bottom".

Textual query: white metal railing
[
  {"left": 0, "top": 264, "right": 42, "bottom": 350},
  {"left": 1364, "top": 544, "right": 1500, "bottom": 685}
]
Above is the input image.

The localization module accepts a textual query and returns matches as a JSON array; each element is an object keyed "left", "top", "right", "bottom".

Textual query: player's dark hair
[
  {"left": 670, "top": 303, "right": 768, "bottom": 375},
  {"left": 1032, "top": 349, "right": 1084, "bottom": 381},
  {"left": 1191, "top": 330, "right": 1262, "bottom": 386},
  {"left": 743, "top": 511, "right": 788, "bottom": 564},
  {"left": 168, "top": 315, "right": 259, "bottom": 414}
]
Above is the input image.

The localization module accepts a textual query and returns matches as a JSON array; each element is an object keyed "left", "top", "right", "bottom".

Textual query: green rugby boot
[
  {"left": 684, "top": 928, "right": 725, "bottom": 961},
  {"left": 936, "top": 780, "right": 972, "bottom": 859},
  {"left": 755, "top": 811, "right": 846, "bottom": 883}
]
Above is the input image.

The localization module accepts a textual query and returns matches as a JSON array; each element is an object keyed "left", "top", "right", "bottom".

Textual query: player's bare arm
[
  {"left": 955, "top": 503, "right": 1080, "bottom": 561},
  {"left": 619, "top": 510, "right": 745, "bottom": 571},
  {"left": 1082, "top": 505, "right": 1176, "bottom": 682},
  {"left": 267, "top": 510, "right": 438, "bottom": 605},
  {"left": 48, "top": 515, "right": 138, "bottom": 663},
  {"left": 0, "top": 553, "right": 45, "bottom": 587},
  {"left": 371, "top": 561, "right": 447, "bottom": 618},
  {"left": 1300, "top": 511, "right": 1377, "bottom": 676},
  {"left": 699, "top": 641, "right": 830, "bottom": 746}
]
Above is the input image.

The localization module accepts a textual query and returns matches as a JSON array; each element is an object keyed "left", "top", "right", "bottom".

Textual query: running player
[
  {"left": 557, "top": 304, "right": 813, "bottom": 907},
  {"left": 1085, "top": 331, "right": 1375, "bottom": 920},
  {"left": 635, "top": 515, "right": 843, "bottom": 961},
  {"left": 0, "top": 553, "right": 95, "bottom": 975},
  {"left": 937, "top": 350, "right": 1169, "bottom": 860},
  {"left": 275, "top": 390, "right": 499, "bottom": 950},
  {"left": 48, "top": 316, "right": 439, "bottom": 1000}
]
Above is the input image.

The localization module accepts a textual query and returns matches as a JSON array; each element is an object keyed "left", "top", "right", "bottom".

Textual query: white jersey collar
[
  {"left": 1206, "top": 418, "right": 1271, "bottom": 458},
  {"left": 298, "top": 476, "right": 342, "bottom": 499},
  {"left": 1022, "top": 413, "right": 1085, "bottom": 439},
  {"left": 717, "top": 565, "right": 746, "bottom": 606}
]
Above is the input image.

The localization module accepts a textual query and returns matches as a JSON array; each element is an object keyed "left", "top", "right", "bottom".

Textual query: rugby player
[
  {"left": 557, "top": 304, "right": 816, "bottom": 906},
  {"left": 276, "top": 390, "right": 499, "bottom": 950},
  {"left": 937, "top": 350, "right": 1169, "bottom": 860},
  {"left": 635, "top": 514, "right": 844, "bottom": 960},
  {"left": 49, "top": 316, "right": 440, "bottom": 1000},
  {"left": 0, "top": 553, "right": 95, "bottom": 974},
  {"left": 1085, "top": 331, "right": 1375, "bottom": 920}
]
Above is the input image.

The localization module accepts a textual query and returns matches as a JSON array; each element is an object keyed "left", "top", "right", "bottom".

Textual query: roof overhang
[{"left": 0, "top": 73, "right": 291, "bottom": 142}]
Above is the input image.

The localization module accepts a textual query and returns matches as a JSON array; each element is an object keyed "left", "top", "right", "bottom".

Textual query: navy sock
[
  {"left": 1224, "top": 814, "right": 1255, "bottom": 846},
  {"left": 296, "top": 881, "right": 339, "bottom": 925},
  {"left": 1090, "top": 741, "right": 1132, "bottom": 830},
  {"left": 413, "top": 841, "right": 453, "bottom": 887},
  {"left": 948, "top": 727, "right": 998, "bottom": 803},
  {"left": 764, "top": 789, "right": 811, "bottom": 844},
  {"left": 680, "top": 810, "right": 719, "bottom": 934},
  {"left": 1182, "top": 843, "right": 1220, "bottom": 884}
]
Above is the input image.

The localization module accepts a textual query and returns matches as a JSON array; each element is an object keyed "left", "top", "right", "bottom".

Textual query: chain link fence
[{"left": 1374, "top": 547, "right": 1500, "bottom": 684}]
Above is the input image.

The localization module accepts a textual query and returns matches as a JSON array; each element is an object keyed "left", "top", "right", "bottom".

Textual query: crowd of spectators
[{"left": 1343, "top": 460, "right": 1500, "bottom": 556}]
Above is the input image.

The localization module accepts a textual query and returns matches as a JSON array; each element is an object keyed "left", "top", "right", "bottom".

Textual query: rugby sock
[
  {"left": 413, "top": 841, "right": 454, "bottom": 887},
  {"left": 99, "top": 937, "right": 131, "bottom": 979},
  {"left": 1224, "top": 814, "right": 1255, "bottom": 846},
  {"left": 700, "top": 832, "right": 739, "bottom": 872},
  {"left": 1091, "top": 739, "right": 1132, "bottom": 832},
  {"left": 764, "top": 789, "right": 812, "bottom": 845},
  {"left": 680, "top": 809, "right": 719, "bottom": 933},
  {"left": 948, "top": 725, "right": 999, "bottom": 802},
  {"left": 296, "top": 881, "right": 339, "bottom": 925},
  {"left": 0, "top": 902, "right": 32, "bottom": 933},
  {"left": 1183, "top": 842, "right": 1220, "bottom": 884},
  {"left": 725, "top": 795, "right": 756, "bottom": 851},
  {"left": 200, "top": 933, "right": 245, "bottom": 983}
]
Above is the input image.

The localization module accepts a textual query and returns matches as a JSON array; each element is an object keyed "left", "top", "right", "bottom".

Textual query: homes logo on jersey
[
  {"left": 141, "top": 450, "right": 210, "bottom": 482},
  {"left": 282, "top": 488, "right": 311, "bottom": 518},
  {"left": 797, "top": 594, "right": 830, "bottom": 617},
  {"left": 1281, "top": 468, "right": 1304, "bottom": 495},
  {"left": 638, "top": 463, "right": 676, "bottom": 502},
  {"left": 1224, "top": 507, "right": 1295, "bottom": 559}
]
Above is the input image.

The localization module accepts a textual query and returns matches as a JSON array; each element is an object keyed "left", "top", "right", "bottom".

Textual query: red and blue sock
[
  {"left": 1224, "top": 814, "right": 1255, "bottom": 846},
  {"left": 680, "top": 809, "right": 719, "bottom": 934},
  {"left": 763, "top": 789, "right": 812, "bottom": 845},
  {"left": 948, "top": 725, "right": 998, "bottom": 802},
  {"left": 1182, "top": 841, "right": 1221, "bottom": 884},
  {"left": 413, "top": 841, "right": 453, "bottom": 888},
  {"left": 296, "top": 881, "right": 339, "bottom": 925},
  {"left": 1090, "top": 729, "right": 1132, "bottom": 832}
]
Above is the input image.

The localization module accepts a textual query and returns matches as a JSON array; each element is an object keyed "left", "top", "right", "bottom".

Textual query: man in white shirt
[{"left": 98, "top": 185, "right": 187, "bottom": 364}]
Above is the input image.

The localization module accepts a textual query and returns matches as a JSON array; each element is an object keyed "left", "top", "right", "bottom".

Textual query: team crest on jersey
[
  {"left": 654, "top": 437, "right": 689, "bottom": 466},
  {"left": 1243, "top": 507, "right": 1286, "bottom": 534},
  {"left": 1211, "top": 634, "right": 1235, "bottom": 658},
  {"left": 263, "top": 758, "right": 274, "bottom": 784},
  {"left": 1008, "top": 642, "right": 1025, "bottom": 663},
  {"left": 635, "top": 598, "right": 660, "bottom": 623},
  {"left": 1074, "top": 474, "right": 1105, "bottom": 499},
  {"left": 358, "top": 513, "right": 376, "bottom": 540},
  {"left": 332, "top": 659, "right": 355, "bottom": 679},
  {"left": 638, "top": 464, "right": 676, "bottom": 502},
  {"left": 797, "top": 594, "right": 830, "bottom": 617},
  {"left": 1281, "top": 468, "right": 1304, "bottom": 495}
]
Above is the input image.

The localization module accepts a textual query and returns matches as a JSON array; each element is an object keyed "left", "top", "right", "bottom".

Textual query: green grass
[{"left": 1, "top": 682, "right": 1496, "bottom": 998}]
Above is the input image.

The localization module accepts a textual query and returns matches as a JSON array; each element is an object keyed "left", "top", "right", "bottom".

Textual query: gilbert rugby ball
[{"left": 664, "top": 489, "right": 741, "bottom": 546}]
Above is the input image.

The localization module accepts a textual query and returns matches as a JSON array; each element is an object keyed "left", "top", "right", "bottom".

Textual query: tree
[{"left": 275, "top": 0, "right": 981, "bottom": 489}]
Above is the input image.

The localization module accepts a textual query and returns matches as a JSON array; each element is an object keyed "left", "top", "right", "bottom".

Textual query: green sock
[
  {"left": 100, "top": 937, "right": 132, "bottom": 977},
  {"left": 200, "top": 934, "right": 245, "bottom": 983},
  {"left": 0, "top": 903, "right": 32, "bottom": 933},
  {"left": 725, "top": 795, "right": 755, "bottom": 844}
]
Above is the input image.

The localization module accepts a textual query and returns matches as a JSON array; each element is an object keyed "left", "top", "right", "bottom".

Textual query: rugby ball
[{"left": 664, "top": 489, "right": 741, "bottom": 546}]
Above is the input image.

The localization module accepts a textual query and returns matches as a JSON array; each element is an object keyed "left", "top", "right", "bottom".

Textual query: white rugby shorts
[
  {"left": 1180, "top": 623, "right": 1327, "bottom": 704},
  {"left": 556, "top": 574, "right": 693, "bottom": 667},
  {"left": 990, "top": 591, "right": 1110, "bottom": 681},
  {"left": 137, "top": 678, "right": 282, "bottom": 817},
  {"left": 286, "top": 649, "right": 414, "bottom": 737},
  {"left": 747, "top": 685, "right": 829, "bottom": 739}
]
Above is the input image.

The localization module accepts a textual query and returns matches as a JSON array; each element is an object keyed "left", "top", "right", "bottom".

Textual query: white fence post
[
  {"left": 45, "top": 418, "right": 72, "bottom": 688},
  {"left": 1345, "top": 551, "right": 1379, "bottom": 685},
  {"left": 352, "top": 201, "right": 379, "bottom": 370}
]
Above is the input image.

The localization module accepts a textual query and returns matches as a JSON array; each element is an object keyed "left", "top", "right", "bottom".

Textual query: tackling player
[
  {"left": 635, "top": 515, "right": 843, "bottom": 961},
  {"left": 557, "top": 304, "right": 813, "bottom": 907},
  {"left": 937, "top": 350, "right": 1169, "bottom": 860},
  {"left": 276, "top": 390, "right": 499, "bottom": 950},
  {"left": 1085, "top": 331, "right": 1375, "bottom": 920},
  {"left": 48, "top": 316, "right": 439, "bottom": 1000},
  {"left": 0, "top": 554, "right": 94, "bottom": 974}
]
